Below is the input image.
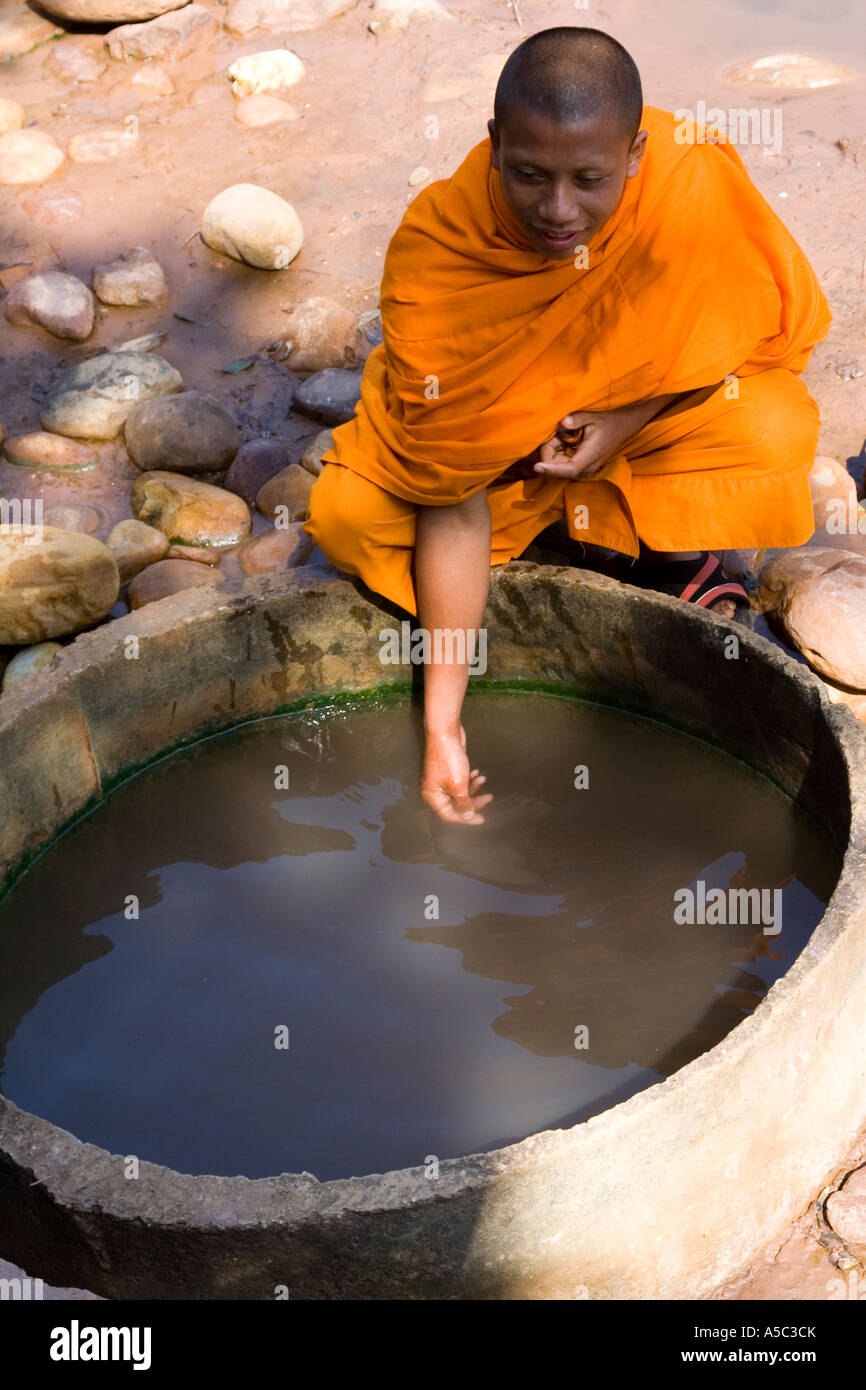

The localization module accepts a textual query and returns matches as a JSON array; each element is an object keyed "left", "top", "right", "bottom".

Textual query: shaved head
[{"left": 493, "top": 26, "right": 643, "bottom": 144}]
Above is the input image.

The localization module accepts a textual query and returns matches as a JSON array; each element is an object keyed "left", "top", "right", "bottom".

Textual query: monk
[{"left": 304, "top": 26, "right": 831, "bottom": 826}]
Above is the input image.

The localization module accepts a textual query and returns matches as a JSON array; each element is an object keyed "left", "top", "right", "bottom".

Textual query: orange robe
[{"left": 305, "top": 105, "right": 831, "bottom": 616}]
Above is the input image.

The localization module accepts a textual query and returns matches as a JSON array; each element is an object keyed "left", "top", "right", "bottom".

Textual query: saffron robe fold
[{"left": 319, "top": 104, "right": 830, "bottom": 511}]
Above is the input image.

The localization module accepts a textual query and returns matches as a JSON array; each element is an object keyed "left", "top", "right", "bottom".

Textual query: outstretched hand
[{"left": 421, "top": 725, "right": 492, "bottom": 825}]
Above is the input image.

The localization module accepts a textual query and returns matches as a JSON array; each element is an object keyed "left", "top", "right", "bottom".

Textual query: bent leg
[
  {"left": 305, "top": 462, "right": 569, "bottom": 616},
  {"left": 624, "top": 369, "right": 820, "bottom": 552},
  {"left": 305, "top": 463, "right": 420, "bottom": 615}
]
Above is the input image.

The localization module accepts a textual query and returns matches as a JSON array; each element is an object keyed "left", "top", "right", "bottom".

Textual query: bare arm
[{"left": 415, "top": 489, "right": 494, "bottom": 824}]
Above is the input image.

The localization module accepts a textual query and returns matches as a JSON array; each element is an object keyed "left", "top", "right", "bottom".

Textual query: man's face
[{"left": 488, "top": 106, "right": 647, "bottom": 259}]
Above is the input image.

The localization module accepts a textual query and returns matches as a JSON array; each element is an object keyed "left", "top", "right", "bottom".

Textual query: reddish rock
[
  {"left": 166, "top": 544, "right": 222, "bottom": 565},
  {"left": 4, "top": 270, "right": 94, "bottom": 342},
  {"left": 777, "top": 554, "right": 866, "bottom": 688},
  {"left": 128, "top": 557, "right": 220, "bottom": 609},
  {"left": 757, "top": 547, "right": 844, "bottom": 611},
  {"left": 282, "top": 297, "right": 355, "bottom": 372},
  {"left": 256, "top": 463, "right": 314, "bottom": 520},
  {"left": 237, "top": 523, "right": 312, "bottom": 574},
  {"left": 4, "top": 432, "right": 100, "bottom": 472}
]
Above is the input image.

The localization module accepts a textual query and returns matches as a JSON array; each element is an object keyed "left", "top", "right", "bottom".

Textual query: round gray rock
[
  {"left": 125, "top": 392, "right": 240, "bottom": 474},
  {"left": 224, "top": 438, "right": 293, "bottom": 503},
  {"left": 293, "top": 367, "right": 363, "bottom": 426}
]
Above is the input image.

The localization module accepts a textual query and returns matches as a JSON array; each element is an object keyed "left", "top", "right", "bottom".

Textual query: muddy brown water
[{"left": 0, "top": 690, "right": 839, "bottom": 1181}]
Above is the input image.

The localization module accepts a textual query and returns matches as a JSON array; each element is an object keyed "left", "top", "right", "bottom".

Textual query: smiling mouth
[{"left": 532, "top": 227, "right": 588, "bottom": 246}]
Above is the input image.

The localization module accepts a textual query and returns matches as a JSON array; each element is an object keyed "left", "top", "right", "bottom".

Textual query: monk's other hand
[
  {"left": 421, "top": 725, "right": 492, "bottom": 825},
  {"left": 534, "top": 406, "right": 649, "bottom": 479}
]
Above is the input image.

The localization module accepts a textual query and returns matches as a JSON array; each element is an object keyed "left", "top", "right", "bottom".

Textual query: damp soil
[{"left": 0, "top": 689, "right": 840, "bottom": 1180}]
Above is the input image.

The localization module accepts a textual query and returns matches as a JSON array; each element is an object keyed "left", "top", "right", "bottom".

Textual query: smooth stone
[
  {"left": 22, "top": 186, "right": 84, "bottom": 224},
  {"left": 226, "top": 0, "right": 358, "bottom": 35},
  {"left": 48, "top": 39, "right": 108, "bottom": 83},
  {"left": 1, "top": 642, "right": 63, "bottom": 694},
  {"left": 293, "top": 366, "right": 363, "bottom": 425},
  {"left": 802, "top": 454, "right": 866, "bottom": 552},
  {"left": 127, "top": 557, "right": 220, "bottom": 609},
  {"left": 125, "top": 391, "right": 240, "bottom": 473},
  {"left": 105, "top": 5, "right": 218, "bottom": 62},
  {"left": 299, "top": 428, "right": 333, "bottom": 476},
  {"left": 201, "top": 183, "right": 303, "bottom": 269},
  {"left": 4, "top": 433, "right": 100, "bottom": 472},
  {"left": 38, "top": 1, "right": 188, "bottom": 18},
  {"left": 224, "top": 438, "right": 293, "bottom": 503},
  {"left": 368, "top": 0, "right": 454, "bottom": 30},
  {"left": 0, "top": 527, "right": 119, "bottom": 645},
  {"left": 756, "top": 547, "right": 844, "bottom": 611},
  {"left": 778, "top": 555, "right": 866, "bottom": 689},
  {"left": 408, "top": 165, "right": 429, "bottom": 186},
  {"left": 166, "top": 543, "right": 221, "bottom": 565},
  {"left": 0, "top": 100, "right": 25, "bottom": 136},
  {"left": 106, "top": 518, "right": 169, "bottom": 581},
  {"left": 809, "top": 455, "right": 857, "bottom": 522},
  {"left": 723, "top": 53, "right": 853, "bottom": 89},
  {"left": 237, "top": 523, "right": 312, "bottom": 574},
  {"left": 41, "top": 351, "right": 183, "bottom": 440},
  {"left": 234, "top": 95, "right": 299, "bottom": 127},
  {"left": 255, "top": 462, "right": 314, "bottom": 520},
  {"left": 130, "top": 64, "right": 175, "bottom": 95},
  {"left": 344, "top": 308, "right": 382, "bottom": 365},
  {"left": 68, "top": 128, "right": 138, "bottom": 163},
  {"left": 93, "top": 246, "right": 167, "bottom": 306},
  {"left": 0, "top": 10, "right": 61, "bottom": 62},
  {"left": 131, "top": 470, "right": 252, "bottom": 547},
  {"left": 282, "top": 297, "right": 355, "bottom": 372},
  {"left": 43, "top": 505, "right": 105, "bottom": 534},
  {"left": 0, "top": 129, "right": 65, "bottom": 185},
  {"left": 4, "top": 270, "right": 95, "bottom": 342},
  {"left": 227, "top": 50, "right": 305, "bottom": 99}
]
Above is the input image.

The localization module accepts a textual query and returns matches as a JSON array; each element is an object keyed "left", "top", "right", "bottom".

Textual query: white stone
[
  {"left": 368, "top": 0, "right": 454, "bottom": 31},
  {"left": 227, "top": 49, "right": 305, "bottom": 99},
  {"left": 0, "top": 129, "right": 64, "bottom": 185},
  {"left": 201, "top": 183, "right": 303, "bottom": 269}
]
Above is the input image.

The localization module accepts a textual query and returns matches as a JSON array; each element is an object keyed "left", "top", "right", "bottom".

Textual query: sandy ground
[{"left": 1, "top": 0, "right": 866, "bottom": 1301}]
